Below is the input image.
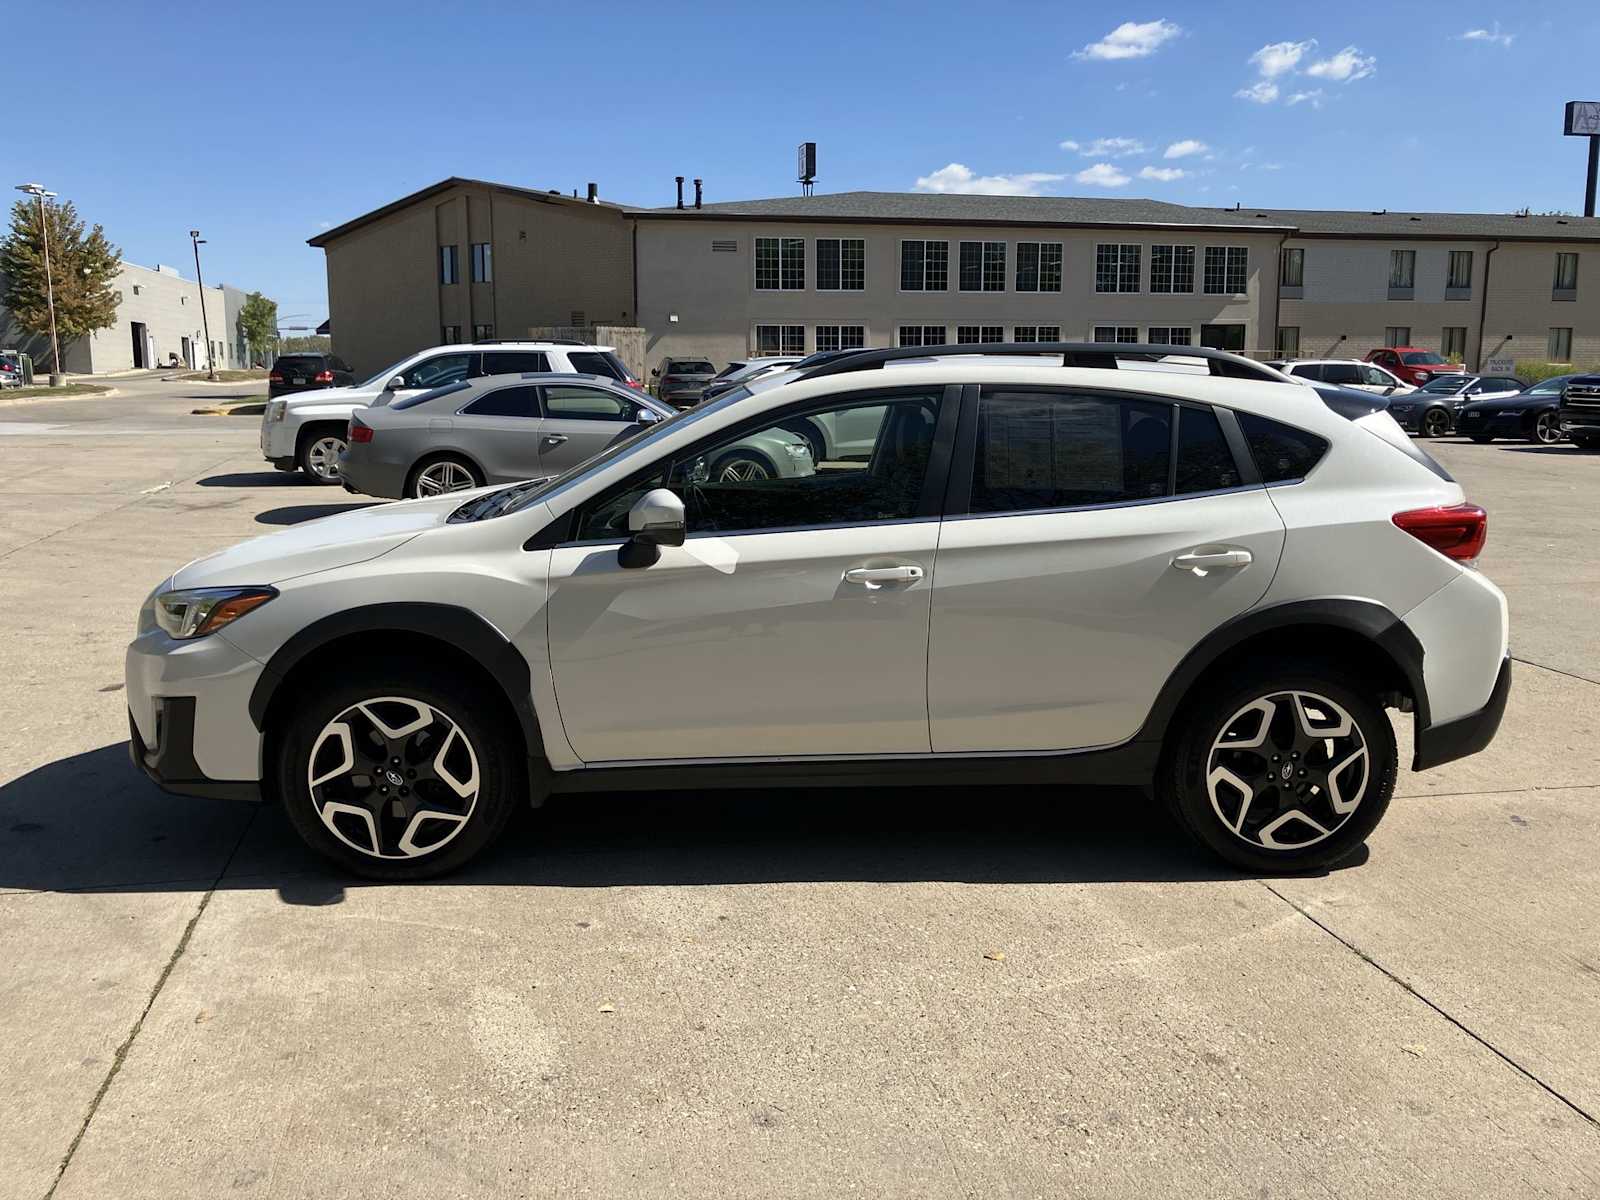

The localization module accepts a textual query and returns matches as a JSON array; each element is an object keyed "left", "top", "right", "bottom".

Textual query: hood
[
  {"left": 281, "top": 383, "right": 378, "bottom": 409},
  {"left": 172, "top": 493, "right": 475, "bottom": 588}
]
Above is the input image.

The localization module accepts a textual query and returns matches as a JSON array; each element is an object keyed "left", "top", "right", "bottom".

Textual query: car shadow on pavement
[
  {"left": 197, "top": 471, "right": 311, "bottom": 487},
  {"left": 1496, "top": 446, "right": 1588, "bottom": 455},
  {"left": 0, "top": 743, "right": 1363, "bottom": 902},
  {"left": 255, "top": 503, "right": 378, "bottom": 526}
]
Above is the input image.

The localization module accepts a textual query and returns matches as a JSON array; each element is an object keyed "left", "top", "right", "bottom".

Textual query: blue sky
[{"left": 24, "top": 0, "right": 1600, "bottom": 327}]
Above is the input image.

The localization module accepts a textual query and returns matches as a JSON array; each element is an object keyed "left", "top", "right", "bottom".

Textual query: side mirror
[
  {"left": 650, "top": 367, "right": 662, "bottom": 377},
  {"left": 386, "top": 375, "right": 405, "bottom": 392},
  {"left": 619, "top": 488, "right": 685, "bottom": 568},
  {"left": 636, "top": 408, "right": 660, "bottom": 425}
]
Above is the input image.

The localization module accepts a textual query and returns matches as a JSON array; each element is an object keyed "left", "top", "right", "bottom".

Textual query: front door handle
[
  {"left": 542, "top": 434, "right": 569, "bottom": 446},
  {"left": 844, "top": 565, "right": 925, "bottom": 588},
  {"left": 1172, "top": 548, "right": 1253, "bottom": 576}
]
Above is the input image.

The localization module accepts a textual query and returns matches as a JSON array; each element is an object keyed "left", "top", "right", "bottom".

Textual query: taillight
[
  {"left": 314, "top": 370, "right": 334, "bottom": 383},
  {"left": 1393, "top": 503, "right": 1487, "bottom": 562},
  {"left": 625, "top": 378, "right": 644, "bottom": 389},
  {"left": 268, "top": 371, "right": 283, "bottom": 383},
  {"left": 348, "top": 422, "right": 373, "bottom": 444}
]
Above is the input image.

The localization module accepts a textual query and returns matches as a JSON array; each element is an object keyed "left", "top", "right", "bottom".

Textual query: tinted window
[
  {"left": 1401, "top": 351, "right": 1447, "bottom": 365},
  {"left": 1321, "top": 364, "right": 1362, "bottom": 385},
  {"left": 1484, "top": 378, "right": 1521, "bottom": 392},
  {"left": 403, "top": 353, "right": 474, "bottom": 389},
  {"left": 670, "top": 360, "right": 715, "bottom": 374},
  {"left": 568, "top": 351, "right": 630, "bottom": 381},
  {"left": 1289, "top": 364, "right": 1325, "bottom": 381},
  {"left": 460, "top": 385, "right": 538, "bottom": 418},
  {"left": 544, "top": 385, "right": 640, "bottom": 422},
  {"left": 1174, "top": 407, "right": 1240, "bottom": 495},
  {"left": 971, "top": 391, "right": 1171, "bottom": 514},
  {"left": 277, "top": 355, "right": 326, "bottom": 370},
  {"left": 481, "top": 351, "right": 550, "bottom": 375},
  {"left": 1238, "top": 412, "right": 1328, "bottom": 483}
]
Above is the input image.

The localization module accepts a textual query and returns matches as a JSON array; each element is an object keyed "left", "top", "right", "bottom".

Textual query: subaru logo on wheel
[
  {"left": 385, "top": 769, "right": 404, "bottom": 788},
  {"left": 1280, "top": 762, "right": 1295, "bottom": 782}
]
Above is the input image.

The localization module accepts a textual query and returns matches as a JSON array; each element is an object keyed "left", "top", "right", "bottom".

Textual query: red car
[{"left": 1364, "top": 346, "right": 1465, "bottom": 387}]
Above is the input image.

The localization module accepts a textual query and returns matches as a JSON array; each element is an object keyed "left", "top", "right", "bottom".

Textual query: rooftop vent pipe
[
  {"left": 693, "top": 179, "right": 703, "bottom": 209},
  {"left": 675, "top": 176, "right": 685, "bottom": 210}
]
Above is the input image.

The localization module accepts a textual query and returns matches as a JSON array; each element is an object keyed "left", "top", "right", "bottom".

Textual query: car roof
[
  {"left": 466, "top": 371, "right": 622, "bottom": 387},
  {"left": 432, "top": 341, "right": 616, "bottom": 353}
]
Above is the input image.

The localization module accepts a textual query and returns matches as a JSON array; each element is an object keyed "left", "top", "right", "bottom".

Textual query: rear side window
[
  {"left": 568, "top": 351, "right": 631, "bottom": 381},
  {"left": 1289, "top": 364, "right": 1324, "bottom": 381},
  {"left": 481, "top": 350, "right": 550, "bottom": 375},
  {"left": 543, "top": 385, "right": 639, "bottom": 421},
  {"left": 1321, "top": 364, "right": 1362, "bottom": 386},
  {"left": 460, "top": 385, "right": 539, "bottom": 418},
  {"left": 1174, "top": 407, "right": 1240, "bottom": 494},
  {"left": 971, "top": 391, "right": 1171, "bottom": 513},
  {"left": 1238, "top": 412, "right": 1328, "bottom": 483}
]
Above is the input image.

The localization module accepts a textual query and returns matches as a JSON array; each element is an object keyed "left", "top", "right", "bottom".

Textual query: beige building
[{"left": 308, "top": 177, "right": 635, "bottom": 376}]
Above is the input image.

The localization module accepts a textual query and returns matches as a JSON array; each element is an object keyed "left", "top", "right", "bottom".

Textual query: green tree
[
  {"left": 0, "top": 197, "right": 122, "bottom": 373},
  {"left": 237, "top": 290, "right": 278, "bottom": 360}
]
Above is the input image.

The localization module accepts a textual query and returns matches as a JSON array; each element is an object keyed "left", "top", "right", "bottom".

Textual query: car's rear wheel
[
  {"left": 1419, "top": 407, "right": 1452, "bottom": 438},
  {"left": 274, "top": 667, "right": 518, "bottom": 880},
  {"left": 408, "top": 455, "right": 483, "bottom": 498},
  {"left": 1532, "top": 411, "right": 1562, "bottom": 445},
  {"left": 1164, "top": 662, "right": 1396, "bottom": 873},
  {"left": 298, "top": 428, "right": 347, "bottom": 484}
]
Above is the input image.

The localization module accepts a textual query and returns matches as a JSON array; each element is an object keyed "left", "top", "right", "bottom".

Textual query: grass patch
[
  {"left": 176, "top": 369, "right": 269, "bottom": 382},
  {"left": 2, "top": 383, "right": 111, "bottom": 399}
]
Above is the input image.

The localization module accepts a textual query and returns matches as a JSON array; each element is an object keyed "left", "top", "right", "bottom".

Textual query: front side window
[
  {"left": 1447, "top": 250, "right": 1472, "bottom": 290},
  {"left": 1238, "top": 412, "right": 1328, "bottom": 483},
  {"left": 1093, "top": 326, "right": 1140, "bottom": 343},
  {"left": 755, "top": 325, "right": 806, "bottom": 355},
  {"left": 1389, "top": 249, "right": 1416, "bottom": 289},
  {"left": 1152, "top": 245, "right": 1197, "bottom": 293},
  {"left": 956, "top": 325, "right": 1004, "bottom": 344},
  {"left": 439, "top": 245, "right": 459, "bottom": 285},
  {"left": 1550, "top": 327, "right": 1574, "bottom": 361},
  {"left": 471, "top": 242, "right": 492, "bottom": 283},
  {"left": 544, "top": 384, "right": 644, "bottom": 421},
  {"left": 755, "top": 237, "right": 805, "bottom": 290},
  {"left": 1096, "top": 243, "right": 1140, "bottom": 293},
  {"left": 898, "top": 325, "right": 947, "bottom": 347},
  {"left": 959, "top": 241, "right": 1006, "bottom": 291},
  {"left": 1204, "top": 246, "right": 1249, "bottom": 294},
  {"left": 1554, "top": 252, "right": 1579, "bottom": 292},
  {"left": 1280, "top": 248, "right": 1305, "bottom": 288},
  {"left": 481, "top": 350, "right": 551, "bottom": 375},
  {"left": 461, "top": 384, "right": 538, "bottom": 418},
  {"left": 1147, "top": 326, "right": 1193, "bottom": 346},
  {"left": 817, "top": 238, "right": 865, "bottom": 290},
  {"left": 1015, "top": 242, "right": 1063, "bottom": 292},
  {"left": 575, "top": 392, "right": 944, "bottom": 540},
  {"left": 403, "top": 352, "right": 474, "bottom": 389},
  {"left": 900, "top": 240, "right": 949, "bottom": 291},
  {"left": 815, "top": 325, "right": 866, "bottom": 352}
]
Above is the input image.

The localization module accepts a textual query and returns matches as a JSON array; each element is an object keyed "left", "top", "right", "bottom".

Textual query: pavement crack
[
  {"left": 1260, "top": 880, "right": 1600, "bottom": 1134},
  {"left": 1511, "top": 655, "right": 1600, "bottom": 689},
  {"left": 41, "top": 807, "right": 257, "bottom": 1200}
]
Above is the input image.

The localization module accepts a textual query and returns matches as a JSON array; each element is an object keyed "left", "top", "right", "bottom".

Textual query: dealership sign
[{"left": 1565, "top": 101, "right": 1600, "bottom": 136}]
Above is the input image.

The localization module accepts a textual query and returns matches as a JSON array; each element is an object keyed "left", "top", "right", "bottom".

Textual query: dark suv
[
  {"left": 268, "top": 352, "right": 355, "bottom": 398},
  {"left": 651, "top": 356, "right": 719, "bottom": 408},
  {"left": 1559, "top": 375, "right": 1600, "bottom": 448}
]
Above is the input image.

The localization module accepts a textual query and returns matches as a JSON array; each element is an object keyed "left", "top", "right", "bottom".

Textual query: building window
[
  {"left": 440, "top": 245, "right": 459, "bottom": 285},
  {"left": 900, "top": 240, "right": 949, "bottom": 291},
  {"left": 473, "top": 323, "right": 494, "bottom": 340},
  {"left": 1442, "top": 326, "right": 1467, "bottom": 360},
  {"left": 956, "top": 325, "right": 1004, "bottom": 344},
  {"left": 1015, "top": 242, "right": 1063, "bottom": 292},
  {"left": 1012, "top": 326, "right": 1061, "bottom": 343},
  {"left": 817, "top": 238, "right": 865, "bottom": 290},
  {"left": 898, "top": 325, "right": 947, "bottom": 347},
  {"left": 1554, "top": 252, "right": 1579, "bottom": 296},
  {"left": 815, "top": 324, "right": 866, "bottom": 351},
  {"left": 755, "top": 237, "right": 805, "bottom": 290},
  {"left": 1388, "top": 249, "right": 1416, "bottom": 289},
  {"left": 1148, "top": 326, "right": 1193, "bottom": 346},
  {"left": 471, "top": 243, "right": 492, "bottom": 283},
  {"left": 754, "top": 324, "right": 806, "bottom": 355},
  {"left": 1550, "top": 327, "right": 1573, "bottom": 361},
  {"left": 959, "top": 241, "right": 1006, "bottom": 291},
  {"left": 1446, "top": 250, "right": 1472, "bottom": 291},
  {"left": 1384, "top": 326, "right": 1411, "bottom": 347},
  {"left": 1275, "top": 326, "right": 1301, "bottom": 357},
  {"left": 1096, "top": 243, "right": 1141, "bottom": 293},
  {"left": 1204, "top": 246, "right": 1248, "bottom": 294},
  {"left": 441, "top": 325, "right": 461, "bottom": 344},
  {"left": 1279, "top": 248, "right": 1304, "bottom": 288},
  {"left": 1093, "top": 325, "right": 1140, "bottom": 343},
  {"left": 1152, "top": 245, "right": 1197, "bottom": 294}
]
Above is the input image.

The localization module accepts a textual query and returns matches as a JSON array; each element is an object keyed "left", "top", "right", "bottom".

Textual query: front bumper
[
  {"left": 261, "top": 409, "right": 296, "bottom": 461},
  {"left": 129, "top": 700, "right": 261, "bottom": 802},
  {"left": 1413, "top": 657, "right": 1512, "bottom": 770},
  {"left": 126, "top": 625, "right": 267, "bottom": 790}
]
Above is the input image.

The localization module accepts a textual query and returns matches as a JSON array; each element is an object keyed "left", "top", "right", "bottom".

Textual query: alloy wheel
[
  {"left": 306, "top": 696, "right": 480, "bottom": 860},
  {"left": 1205, "top": 690, "right": 1370, "bottom": 851},
  {"left": 716, "top": 457, "right": 771, "bottom": 482},
  {"left": 1421, "top": 409, "right": 1451, "bottom": 438},
  {"left": 1534, "top": 411, "right": 1562, "bottom": 444},
  {"left": 306, "top": 435, "right": 345, "bottom": 481},
  {"left": 414, "top": 460, "right": 476, "bottom": 497}
]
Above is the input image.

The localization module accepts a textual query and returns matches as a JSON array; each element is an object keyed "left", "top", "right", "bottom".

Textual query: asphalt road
[{"left": 2, "top": 375, "right": 1598, "bottom": 1199}]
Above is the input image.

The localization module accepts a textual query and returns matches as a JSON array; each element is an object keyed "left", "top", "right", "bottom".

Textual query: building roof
[
  {"left": 624, "top": 189, "right": 1600, "bottom": 242},
  {"left": 308, "top": 177, "right": 627, "bottom": 247}
]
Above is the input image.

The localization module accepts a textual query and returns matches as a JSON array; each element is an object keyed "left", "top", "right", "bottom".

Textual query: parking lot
[{"left": 2, "top": 376, "right": 1599, "bottom": 1198}]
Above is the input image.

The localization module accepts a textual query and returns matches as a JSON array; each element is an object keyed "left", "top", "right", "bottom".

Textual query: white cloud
[
  {"left": 318, "top": 220, "right": 333, "bottom": 230},
  {"left": 1305, "top": 46, "right": 1377, "bottom": 82},
  {"left": 1249, "top": 39, "right": 1315, "bottom": 77},
  {"left": 1060, "top": 136, "right": 1148, "bottom": 157},
  {"left": 1164, "top": 138, "right": 1208, "bottom": 159},
  {"left": 913, "top": 162, "right": 1066, "bottom": 196},
  {"left": 1258, "top": 162, "right": 1285, "bottom": 171},
  {"left": 1235, "top": 81, "right": 1280, "bottom": 104},
  {"left": 1460, "top": 23, "right": 1514, "bottom": 47},
  {"left": 1072, "top": 19, "right": 1181, "bottom": 61},
  {"left": 1074, "top": 162, "right": 1132, "bottom": 188},
  {"left": 1286, "top": 88, "right": 1325, "bottom": 107},
  {"left": 1139, "top": 166, "right": 1187, "bottom": 182}
]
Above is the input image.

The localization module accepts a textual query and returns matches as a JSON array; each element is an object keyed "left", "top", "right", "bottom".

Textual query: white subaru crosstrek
[
  {"left": 260, "top": 341, "right": 640, "bottom": 484},
  {"left": 134, "top": 344, "right": 1510, "bottom": 880}
]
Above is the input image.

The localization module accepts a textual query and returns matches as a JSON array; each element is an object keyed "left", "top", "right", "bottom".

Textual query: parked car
[
  {"left": 338, "top": 373, "right": 813, "bottom": 499},
  {"left": 260, "top": 342, "right": 637, "bottom": 485},
  {"left": 699, "top": 356, "right": 802, "bottom": 403},
  {"left": 129, "top": 342, "right": 1508, "bottom": 882},
  {"left": 651, "top": 357, "right": 719, "bottom": 409},
  {"left": 0, "top": 350, "right": 26, "bottom": 388},
  {"left": 1385, "top": 374, "right": 1525, "bottom": 437},
  {"left": 1458, "top": 375, "right": 1578, "bottom": 445},
  {"left": 1558, "top": 375, "right": 1600, "bottom": 448},
  {"left": 1364, "top": 347, "right": 1465, "bottom": 387},
  {"left": 267, "top": 353, "right": 356, "bottom": 399},
  {"left": 1266, "top": 359, "right": 1414, "bottom": 395}
]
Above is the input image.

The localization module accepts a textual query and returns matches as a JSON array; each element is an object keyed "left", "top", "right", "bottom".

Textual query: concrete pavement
[{"left": 1, "top": 381, "right": 1597, "bottom": 1198}]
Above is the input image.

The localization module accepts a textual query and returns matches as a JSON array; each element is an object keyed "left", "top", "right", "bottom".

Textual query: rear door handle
[
  {"left": 844, "top": 565, "right": 925, "bottom": 588},
  {"left": 542, "top": 434, "right": 569, "bottom": 446},
  {"left": 1172, "top": 548, "right": 1253, "bottom": 576}
]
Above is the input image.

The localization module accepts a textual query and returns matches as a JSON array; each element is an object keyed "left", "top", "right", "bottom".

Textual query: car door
[
  {"left": 535, "top": 383, "right": 653, "bottom": 473},
  {"left": 927, "top": 386, "right": 1285, "bottom": 753},
  {"left": 545, "top": 386, "right": 956, "bottom": 762},
  {"left": 452, "top": 384, "right": 544, "bottom": 481}
]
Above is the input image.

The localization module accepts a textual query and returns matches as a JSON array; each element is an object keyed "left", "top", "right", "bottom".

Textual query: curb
[
  {"left": 191, "top": 401, "right": 267, "bottom": 416},
  {"left": 0, "top": 386, "right": 120, "bottom": 407}
]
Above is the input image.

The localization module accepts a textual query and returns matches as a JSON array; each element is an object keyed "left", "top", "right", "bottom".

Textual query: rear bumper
[
  {"left": 336, "top": 451, "right": 408, "bottom": 498},
  {"left": 129, "top": 700, "right": 262, "bottom": 802},
  {"left": 1413, "top": 656, "right": 1511, "bottom": 770}
]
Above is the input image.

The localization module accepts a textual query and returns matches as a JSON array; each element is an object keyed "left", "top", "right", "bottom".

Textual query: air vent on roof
[
  {"left": 1558, "top": 219, "right": 1569, "bottom": 224},
  {"left": 1371, "top": 209, "right": 1387, "bottom": 215},
  {"left": 711, "top": 239, "right": 737, "bottom": 252},
  {"left": 1409, "top": 216, "right": 1421, "bottom": 221}
]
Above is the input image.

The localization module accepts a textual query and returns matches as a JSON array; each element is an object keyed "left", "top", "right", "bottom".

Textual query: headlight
[
  {"left": 268, "top": 400, "right": 287, "bottom": 422},
  {"left": 154, "top": 587, "right": 277, "bottom": 640},
  {"left": 784, "top": 442, "right": 812, "bottom": 460}
]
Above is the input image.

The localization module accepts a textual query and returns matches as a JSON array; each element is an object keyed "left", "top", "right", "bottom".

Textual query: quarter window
[
  {"left": 1280, "top": 248, "right": 1305, "bottom": 288},
  {"left": 1204, "top": 246, "right": 1249, "bottom": 294},
  {"left": 1015, "top": 242, "right": 1063, "bottom": 292},
  {"left": 815, "top": 325, "right": 866, "bottom": 351},
  {"left": 959, "top": 241, "right": 1006, "bottom": 291},
  {"left": 1096, "top": 243, "right": 1141, "bottom": 293},
  {"left": 817, "top": 238, "right": 865, "bottom": 290},
  {"left": 957, "top": 325, "right": 1004, "bottom": 344},
  {"left": 461, "top": 384, "right": 538, "bottom": 417},
  {"left": 566, "top": 351, "right": 631, "bottom": 381},
  {"left": 900, "top": 240, "right": 949, "bottom": 291},
  {"left": 898, "top": 325, "right": 947, "bottom": 347},
  {"left": 1238, "top": 412, "right": 1328, "bottom": 483},
  {"left": 755, "top": 237, "right": 805, "bottom": 290},
  {"left": 755, "top": 325, "right": 806, "bottom": 355},
  {"left": 1151, "top": 245, "right": 1196, "bottom": 293}
]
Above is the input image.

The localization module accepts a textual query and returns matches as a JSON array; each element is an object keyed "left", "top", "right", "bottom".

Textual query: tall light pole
[
  {"left": 188, "top": 229, "right": 218, "bottom": 380},
  {"left": 15, "top": 183, "right": 61, "bottom": 382}
]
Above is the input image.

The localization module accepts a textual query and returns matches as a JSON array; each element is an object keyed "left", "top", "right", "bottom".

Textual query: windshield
[
  {"left": 1528, "top": 376, "right": 1570, "bottom": 394},
  {"left": 1401, "top": 351, "right": 1448, "bottom": 365},
  {"left": 1420, "top": 376, "right": 1467, "bottom": 393}
]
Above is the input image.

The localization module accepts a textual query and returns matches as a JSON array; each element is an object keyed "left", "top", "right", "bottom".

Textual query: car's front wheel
[
  {"left": 1532, "top": 411, "right": 1562, "bottom": 445},
  {"left": 273, "top": 668, "right": 519, "bottom": 880},
  {"left": 1164, "top": 662, "right": 1397, "bottom": 873}
]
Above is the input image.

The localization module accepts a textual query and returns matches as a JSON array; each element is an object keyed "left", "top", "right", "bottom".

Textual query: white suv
[
  {"left": 134, "top": 345, "right": 1510, "bottom": 880},
  {"left": 260, "top": 342, "right": 639, "bottom": 483},
  {"left": 1267, "top": 359, "right": 1416, "bottom": 395}
]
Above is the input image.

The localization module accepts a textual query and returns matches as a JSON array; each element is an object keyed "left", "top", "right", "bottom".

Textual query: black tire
[
  {"left": 1418, "top": 407, "right": 1452, "bottom": 439},
  {"left": 710, "top": 449, "right": 777, "bottom": 482},
  {"left": 273, "top": 665, "right": 519, "bottom": 880},
  {"left": 1531, "top": 410, "right": 1561, "bottom": 445},
  {"left": 406, "top": 453, "right": 483, "bottom": 498},
  {"left": 1162, "top": 659, "right": 1397, "bottom": 874},
  {"left": 1470, "top": 435, "right": 1495, "bottom": 444},
  {"left": 297, "top": 425, "right": 348, "bottom": 485}
]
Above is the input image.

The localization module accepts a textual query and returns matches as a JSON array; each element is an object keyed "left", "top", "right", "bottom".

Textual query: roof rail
[
  {"left": 797, "top": 342, "right": 1285, "bottom": 383},
  {"left": 470, "top": 337, "right": 593, "bottom": 346}
]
